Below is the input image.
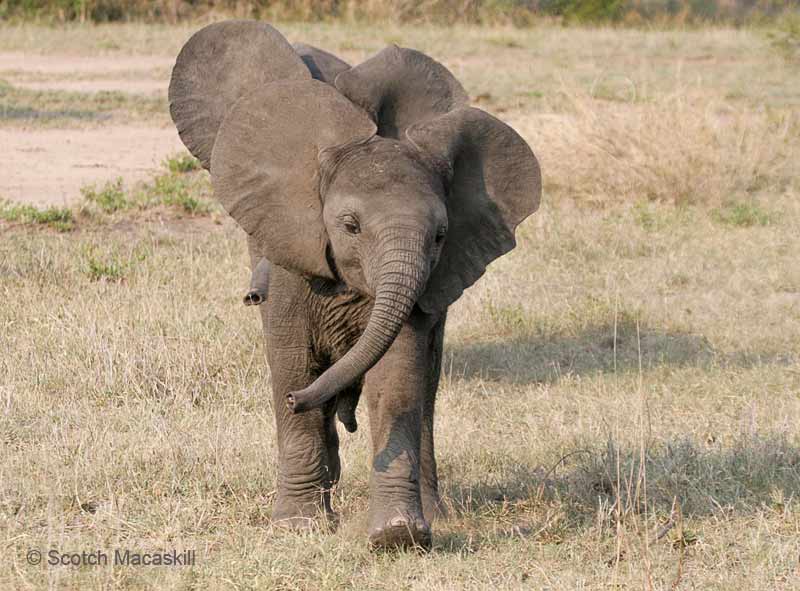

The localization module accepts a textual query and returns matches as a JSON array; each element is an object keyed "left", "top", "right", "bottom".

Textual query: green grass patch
[
  {"left": 84, "top": 252, "right": 127, "bottom": 282},
  {"left": 147, "top": 173, "right": 211, "bottom": 214},
  {"left": 0, "top": 199, "right": 74, "bottom": 231},
  {"left": 81, "top": 178, "right": 129, "bottom": 213},
  {"left": 81, "top": 244, "right": 148, "bottom": 282},
  {"left": 712, "top": 201, "right": 772, "bottom": 227},
  {"left": 80, "top": 165, "right": 213, "bottom": 217}
]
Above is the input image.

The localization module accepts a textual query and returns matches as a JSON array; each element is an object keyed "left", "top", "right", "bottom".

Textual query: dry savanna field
[{"left": 1, "top": 20, "right": 799, "bottom": 590}]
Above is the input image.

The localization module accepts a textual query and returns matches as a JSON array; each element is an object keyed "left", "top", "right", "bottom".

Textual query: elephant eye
[
  {"left": 342, "top": 216, "right": 361, "bottom": 235},
  {"left": 435, "top": 226, "right": 447, "bottom": 244}
]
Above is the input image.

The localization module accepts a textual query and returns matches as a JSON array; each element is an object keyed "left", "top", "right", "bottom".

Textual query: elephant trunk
[{"left": 286, "top": 230, "right": 428, "bottom": 413}]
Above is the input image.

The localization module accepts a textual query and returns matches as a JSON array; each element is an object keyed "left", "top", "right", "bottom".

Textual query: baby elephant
[{"left": 169, "top": 20, "right": 541, "bottom": 550}]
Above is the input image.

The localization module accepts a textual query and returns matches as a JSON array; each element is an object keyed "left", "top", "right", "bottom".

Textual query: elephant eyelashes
[{"left": 342, "top": 216, "right": 361, "bottom": 235}]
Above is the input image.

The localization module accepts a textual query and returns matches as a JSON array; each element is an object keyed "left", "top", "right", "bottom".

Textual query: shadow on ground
[
  {"left": 435, "top": 433, "right": 800, "bottom": 552},
  {"left": 445, "top": 321, "right": 794, "bottom": 385}
]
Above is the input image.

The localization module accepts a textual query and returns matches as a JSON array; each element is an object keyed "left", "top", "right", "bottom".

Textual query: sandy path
[
  {"left": 1, "top": 52, "right": 171, "bottom": 95},
  {"left": 10, "top": 79, "right": 167, "bottom": 95},
  {"left": 1, "top": 52, "right": 186, "bottom": 206},
  {"left": 2, "top": 126, "right": 184, "bottom": 206},
  {"left": 0, "top": 52, "right": 174, "bottom": 75}
]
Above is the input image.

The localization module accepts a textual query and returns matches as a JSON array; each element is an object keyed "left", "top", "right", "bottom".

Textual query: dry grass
[
  {"left": 1, "top": 21, "right": 799, "bottom": 590},
  {"left": 514, "top": 90, "right": 799, "bottom": 205}
]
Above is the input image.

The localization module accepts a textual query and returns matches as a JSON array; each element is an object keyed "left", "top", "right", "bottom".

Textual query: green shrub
[
  {"left": 147, "top": 173, "right": 211, "bottom": 214},
  {"left": 164, "top": 153, "right": 200, "bottom": 174},
  {"left": 85, "top": 254, "right": 126, "bottom": 281},
  {"left": 81, "top": 178, "right": 128, "bottom": 213}
]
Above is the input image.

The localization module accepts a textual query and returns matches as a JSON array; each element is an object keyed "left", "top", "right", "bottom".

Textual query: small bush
[
  {"left": 81, "top": 178, "right": 129, "bottom": 213},
  {"left": 85, "top": 255, "right": 126, "bottom": 282},
  {"left": 81, "top": 244, "right": 148, "bottom": 282},
  {"left": 147, "top": 174, "right": 211, "bottom": 214},
  {"left": 164, "top": 153, "right": 200, "bottom": 174}
]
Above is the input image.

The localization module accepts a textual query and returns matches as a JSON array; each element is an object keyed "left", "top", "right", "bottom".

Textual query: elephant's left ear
[
  {"left": 406, "top": 107, "right": 542, "bottom": 314},
  {"left": 335, "top": 45, "right": 468, "bottom": 139},
  {"left": 169, "top": 21, "right": 310, "bottom": 170}
]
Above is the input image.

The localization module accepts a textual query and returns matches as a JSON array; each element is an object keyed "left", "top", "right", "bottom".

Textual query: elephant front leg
[
  {"left": 271, "top": 375, "right": 340, "bottom": 528},
  {"left": 262, "top": 289, "right": 339, "bottom": 528},
  {"left": 362, "top": 310, "right": 441, "bottom": 550}
]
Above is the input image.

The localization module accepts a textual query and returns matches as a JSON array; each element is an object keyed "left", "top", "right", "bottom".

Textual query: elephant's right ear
[
  {"left": 335, "top": 45, "right": 468, "bottom": 139},
  {"left": 211, "top": 80, "right": 376, "bottom": 280},
  {"left": 169, "top": 20, "right": 310, "bottom": 169}
]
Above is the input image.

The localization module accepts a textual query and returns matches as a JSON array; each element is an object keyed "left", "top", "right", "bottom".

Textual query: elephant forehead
[{"left": 331, "top": 140, "right": 439, "bottom": 191}]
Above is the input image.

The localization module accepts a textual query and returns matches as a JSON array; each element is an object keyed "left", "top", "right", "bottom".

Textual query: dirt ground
[{"left": 1, "top": 52, "right": 182, "bottom": 205}]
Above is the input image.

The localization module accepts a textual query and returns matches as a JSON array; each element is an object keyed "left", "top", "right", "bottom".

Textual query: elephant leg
[
  {"left": 420, "top": 313, "right": 446, "bottom": 522},
  {"left": 262, "top": 269, "right": 339, "bottom": 527},
  {"left": 362, "top": 309, "right": 442, "bottom": 550}
]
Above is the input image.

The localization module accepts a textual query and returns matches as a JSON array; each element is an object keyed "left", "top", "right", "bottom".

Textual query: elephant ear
[
  {"left": 169, "top": 20, "right": 310, "bottom": 169},
  {"left": 335, "top": 45, "right": 468, "bottom": 139},
  {"left": 293, "top": 43, "right": 351, "bottom": 85},
  {"left": 407, "top": 107, "right": 541, "bottom": 314},
  {"left": 211, "top": 79, "right": 376, "bottom": 280}
]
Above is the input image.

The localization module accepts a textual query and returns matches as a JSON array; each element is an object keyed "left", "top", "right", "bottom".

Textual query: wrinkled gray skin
[{"left": 169, "top": 21, "right": 541, "bottom": 550}]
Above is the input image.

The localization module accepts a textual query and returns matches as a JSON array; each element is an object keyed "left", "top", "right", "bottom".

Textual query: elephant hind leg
[{"left": 420, "top": 314, "right": 447, "bottom": 521}]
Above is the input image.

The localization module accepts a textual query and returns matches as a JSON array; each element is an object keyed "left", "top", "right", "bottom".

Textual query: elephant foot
[
  {"left": 272, "top": 492, "right": 337, "bottom": 531},
  {"left": 369, "top": 512, "right": 431, "bottom": 551}
]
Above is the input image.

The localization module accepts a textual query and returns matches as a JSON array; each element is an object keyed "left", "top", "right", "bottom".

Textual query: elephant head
[{"left": 169, "top": 22, "right": 541, "bottom": 413}]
